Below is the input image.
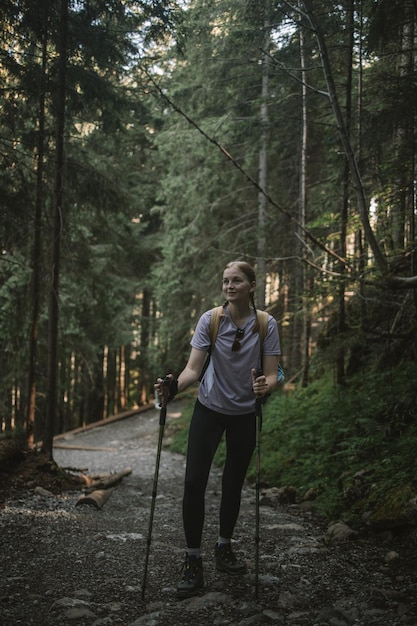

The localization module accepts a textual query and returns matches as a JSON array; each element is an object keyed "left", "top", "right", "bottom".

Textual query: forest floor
[{"left": 1, "top": 400, "right": 417, "bottom": 626}]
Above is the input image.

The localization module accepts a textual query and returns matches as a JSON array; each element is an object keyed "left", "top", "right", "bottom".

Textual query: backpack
[{"left": 199, "top": 306, "right": 269, "bottom": 381}]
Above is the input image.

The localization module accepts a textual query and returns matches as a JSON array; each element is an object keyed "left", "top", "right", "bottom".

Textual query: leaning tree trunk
[
  {"left": 302, "top": 0, "right": 389, "bottom": 278},
  {"left": 42, "top": 0, "right": 68, "bottom": 459}
]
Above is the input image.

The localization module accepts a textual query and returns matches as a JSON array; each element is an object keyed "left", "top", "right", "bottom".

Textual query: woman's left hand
[{"left": 251, "top": 368, "right": 268, "bottom": 398}]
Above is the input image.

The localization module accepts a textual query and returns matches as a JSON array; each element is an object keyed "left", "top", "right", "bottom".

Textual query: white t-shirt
[{"left": 191, "top": 307, "right": 281, "bottom": 415}]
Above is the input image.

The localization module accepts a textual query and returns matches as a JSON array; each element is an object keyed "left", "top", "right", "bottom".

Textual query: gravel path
[{"left": 1, "top": 401, "right": 416, "bottom": 625}]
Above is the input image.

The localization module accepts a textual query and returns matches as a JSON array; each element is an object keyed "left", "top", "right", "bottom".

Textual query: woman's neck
[{"left": 227, "top": 302, "right": 253, "bottom": 328}]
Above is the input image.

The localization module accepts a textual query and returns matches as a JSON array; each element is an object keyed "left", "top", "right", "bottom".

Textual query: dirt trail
[{"left": 1, "top": 401, "right": 416, "bottom": 625}]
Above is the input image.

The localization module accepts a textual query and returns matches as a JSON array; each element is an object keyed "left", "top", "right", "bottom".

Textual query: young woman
[{"left": 155, "top": 261, "right": 281, "bottom": 598}]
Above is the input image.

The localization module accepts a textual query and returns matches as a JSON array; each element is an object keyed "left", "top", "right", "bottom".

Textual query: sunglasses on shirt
[{"left": 232, "top": 327, "right": 245, "bottom": 352}]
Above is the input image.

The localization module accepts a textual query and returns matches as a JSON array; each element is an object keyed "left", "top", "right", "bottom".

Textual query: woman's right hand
[{"left": 154, "top": 374, "right": 177, "bottom": 406}]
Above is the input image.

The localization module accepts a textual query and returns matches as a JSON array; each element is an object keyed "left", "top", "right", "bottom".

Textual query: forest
[{"left": 1, "top": 0, "right": 417, "bottom": 525}]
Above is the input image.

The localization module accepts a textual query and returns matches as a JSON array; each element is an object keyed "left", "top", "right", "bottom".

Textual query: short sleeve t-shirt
[{"left": 191, "top": 307, "right": 281, "bottom": 415}]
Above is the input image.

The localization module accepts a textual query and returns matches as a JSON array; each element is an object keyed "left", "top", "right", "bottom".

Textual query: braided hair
[{"left": 223, "top": 261, "right": 260, "bottom": 334}]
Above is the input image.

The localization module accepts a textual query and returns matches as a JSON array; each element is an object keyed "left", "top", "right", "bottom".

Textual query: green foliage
[{"left": 251, "top": 360, "right": 417, "bottom": 521}]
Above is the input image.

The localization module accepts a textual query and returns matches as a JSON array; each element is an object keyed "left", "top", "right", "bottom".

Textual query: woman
[{"left": 155, "top": 261, "right": 281, "bottom": 598}]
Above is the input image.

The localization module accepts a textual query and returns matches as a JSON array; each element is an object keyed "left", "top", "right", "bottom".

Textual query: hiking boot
[
  {"left": 215, "top": 542, "right": 247, "bottom": 575},
  {"left": 176, "top": 554, "right": 204, "bottom": 598}
]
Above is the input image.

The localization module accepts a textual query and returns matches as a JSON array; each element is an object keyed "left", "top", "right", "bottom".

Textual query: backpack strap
[
  {"left": 208, "top": 305, "right": 226, "bottom": 346},
  {"left": 257, "top": 310, "right": 273, "bottom": 407},
  {"left": 256, "top": 310, "right": 269, "bottom": 346},
  {"left": 198, "top": 305, "right": 225, "bottom": 382},
  {"left": 256, "top": 310, "right": 269, "bottom": 372}
]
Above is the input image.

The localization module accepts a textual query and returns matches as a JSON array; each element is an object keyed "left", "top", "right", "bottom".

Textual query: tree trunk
[
  {"left": 256, "top": 8, "right": 270, "bottom": 309},
  {"left": 122, "top": 343, "right": 131, "bottom": 409},
  {"left": 42, "top": 0, "right": 68, "bottom": 458},
  {"left": 106, "top": 347, "right": 116, "bottom": 417},
  {"left": 139, "top": 288, "right": 151, "bottom": 405},
  {"left": 27, "top": 15, "right": 48, "bottom": 445},
  {"left": 88, "top": 349, "right": 105, "bottom": 422},
  {"left": 336, "top": 0, "right": 354, "bottom": 386},
  {"left": 299, "top": 10, "right": 310, "bottom": 388},
  {"left": 355, "top": 0, "right": 367, "bottom": 328}
]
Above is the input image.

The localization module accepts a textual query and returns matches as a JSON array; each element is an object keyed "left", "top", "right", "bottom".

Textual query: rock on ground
[{"left": 1, "top": 401, "right": 417, "bottom": 625}]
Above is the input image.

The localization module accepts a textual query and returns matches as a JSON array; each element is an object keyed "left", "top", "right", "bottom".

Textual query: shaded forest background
[{"left": 1, "top": 0, "right": 417, "bottom": 525}]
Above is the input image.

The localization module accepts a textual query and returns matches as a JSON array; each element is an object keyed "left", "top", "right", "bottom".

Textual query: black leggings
[{"left": 182, "top": 400, "right": 256, "bottom": 548}]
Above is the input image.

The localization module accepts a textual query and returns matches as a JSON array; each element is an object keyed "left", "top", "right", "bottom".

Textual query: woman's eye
[{"left": 223, "top": 277, "right": 243, "bottom": 285}]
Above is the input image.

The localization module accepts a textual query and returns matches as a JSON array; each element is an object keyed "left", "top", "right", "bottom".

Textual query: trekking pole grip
[{"left": 159, "top": 377, "right": 172, "bottom": 425}]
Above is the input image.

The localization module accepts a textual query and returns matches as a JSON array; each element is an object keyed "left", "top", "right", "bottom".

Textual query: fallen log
[
  {"left": 74, "top": 471, "right": 113, "bottom": 487},
  {"left": 76, "top": 488, "right": 115, "bottom": 510},
  {"left": 52, "top": 403, "right": 154, "bottom": 443},
  {"left": 54, "top": 444, "right": 116, "bottom": 452},
  {"left": 83, "top": 467, "right": 132, "bottom": 493},
  {"left": 60, "top": 466, "right": 89, "bottom": 474}
]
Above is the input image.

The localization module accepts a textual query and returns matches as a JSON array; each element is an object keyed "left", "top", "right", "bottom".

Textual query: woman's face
[{"left": 222, "top": 266, "right": 255, "bottom": 304}]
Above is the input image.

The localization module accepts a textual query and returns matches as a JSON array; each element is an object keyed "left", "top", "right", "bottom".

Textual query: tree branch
[
  {"left": 143, "top": 69, "right": 353, "bottom": 274},
  {"left": 261, "top": 48, "right": 329, "bottom": 97}
]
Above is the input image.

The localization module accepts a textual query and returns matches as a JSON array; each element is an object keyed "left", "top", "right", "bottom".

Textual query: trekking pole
[
  {"left": 254, "top": 364, "right": 283, "bottom": 599},
  {"left": 141, "top": 379, "right": 170, "bottom": 601},
  {"left": 254, "top": 397, "right": 262, "bottom": 600}
]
